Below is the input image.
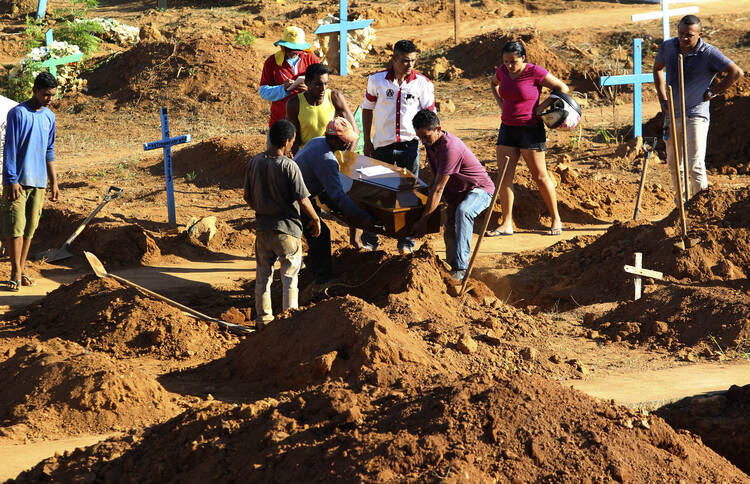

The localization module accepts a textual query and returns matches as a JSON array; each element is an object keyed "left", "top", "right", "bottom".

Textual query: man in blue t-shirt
[
  {"left": 653, "top": 15, "right": 744, "bottom": 200},
  {"left": 2, "top": 72, "right": 60, "bottom": 292}
]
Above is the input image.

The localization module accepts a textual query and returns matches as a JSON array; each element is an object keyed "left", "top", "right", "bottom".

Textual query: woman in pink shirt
[{"left": 487, "top": 41, "right": 569, "bottom": 236}]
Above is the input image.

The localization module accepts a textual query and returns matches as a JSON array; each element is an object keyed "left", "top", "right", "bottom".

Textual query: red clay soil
[
  {"left": 587, "top": 283, "right": 750, "bottom": 356},
  {"left": 14, "top": 275, "right": 238, "bottom": 360},
  {"left": 0, "top": 338, "right": 179, "bottom": 442},
  {"left": 500, "top": 186, "right": 750, "bottom": 309},
  {"left": 657, "top": 383, "right": 750, "bottom": 476},
  {"left": 12, "top": 374, "right": 748, "bottom": 483}
]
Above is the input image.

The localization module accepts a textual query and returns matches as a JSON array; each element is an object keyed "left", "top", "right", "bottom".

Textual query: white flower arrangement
[
  {"left": 7, "top": 40, "right": 85, "bottom": 99},
  {"left": 76, "top": 17, "right": 140, "bottom": 46},
  {"left": 313, "top": 14, "right": 376, "bottom": 73}
]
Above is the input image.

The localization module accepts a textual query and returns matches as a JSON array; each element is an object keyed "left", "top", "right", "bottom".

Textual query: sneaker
[{"left": 449, "top": 270, "right": 466, "bottom": 282}]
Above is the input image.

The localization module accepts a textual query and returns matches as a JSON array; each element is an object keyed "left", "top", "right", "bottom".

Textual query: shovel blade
[
  {"left": 83, "top": 251, "right": 109, "bottom": 278},
  {"left": 35, "top": 247, "right": 74, "bottom": 263}
]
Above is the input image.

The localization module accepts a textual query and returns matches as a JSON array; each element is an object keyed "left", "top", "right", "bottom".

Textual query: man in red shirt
[
  {"left": 259, "top": 26, "right": 320, "bottom": 127},
  {"left": 411, "top": 109, "right": 494, "bottom": 282}
]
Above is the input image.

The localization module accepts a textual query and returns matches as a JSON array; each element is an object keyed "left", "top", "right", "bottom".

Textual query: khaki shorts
[{"left": 1, "top": 186, "right": 45, "bottom": 238}]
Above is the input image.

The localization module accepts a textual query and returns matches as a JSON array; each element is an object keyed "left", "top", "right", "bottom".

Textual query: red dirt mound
[
  {"left": 588, "top": 283, "right": 750, "bottom": 355},
  {"left": 657, "top": 383, "right": 750, "bottom": 475},
  {"left": 218, "top": 296, "right": 433, "bottom": 394},
  {"left": 445, "top": 29, "right": 570, "bottom": 79},
  {"left": 16, "top": 275, "right": 237, "bottom": 360},
  {"left": 81, "top": 35, "right": 265, "bottom": 115},
  {"left": 500, "top": 186, "right": 750, "bottom": 309},
  {"left": 0, "top": 338, "right": 178, "bottom": 441},
  {"left": 166, "top": 134, "right": 265, "bottom": 189},
  {"left": 13, "top": 374, "right": 748, "bottom": 483}
]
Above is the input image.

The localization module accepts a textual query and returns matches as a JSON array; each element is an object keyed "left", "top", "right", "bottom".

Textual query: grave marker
[
  {"left": 599, "top": 38, "right": 654, "bottom": 138},
  {"left": 35, "top": 0, "right": 46, "bottom": 20},
  {"left": 631, "top": 0, "right": 700, "bottom": 40},
  {"left": 314, "top": 0, "right": 374, "bottom": 76},
  {"left": 624, "top": 252, "right": 663, "bottom": 300},
  {"left": 41, "top": 29, "right": 83, "bottom": 79},
  {"left": 143, "top": 107, "right": 191, "bottom": 226}
]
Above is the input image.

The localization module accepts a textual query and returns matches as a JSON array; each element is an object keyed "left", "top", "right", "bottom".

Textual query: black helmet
[{"left": 540, "top": 90, "right": 582, "bottom": 129}]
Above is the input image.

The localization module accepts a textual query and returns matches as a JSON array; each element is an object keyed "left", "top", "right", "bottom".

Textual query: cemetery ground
[{"left": 1, "top": 0, "right": 750, "bottom": 481}]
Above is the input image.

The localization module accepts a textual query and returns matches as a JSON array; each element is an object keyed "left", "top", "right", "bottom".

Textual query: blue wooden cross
[
  {"left": 600, "top": 38, "right": 654, "bottom": 139},
  {"left": 143, "top": 107, "right": 191, "bottom": 226},
  {"left": 35, "top": 0, "right": 46, "bottom": 20},
  {"left": 40, "top": 29, "right": 83, "bottom": 79},
  {"left": 313, "top": 0, "right": 373, "bottom": 76}
]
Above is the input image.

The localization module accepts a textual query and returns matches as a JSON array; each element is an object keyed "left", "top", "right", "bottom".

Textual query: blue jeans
[
  {"left": 444, "top": 188, "right": 492, "bottom": 272},
  {"left": 363, "top": 139, "right": 420, "bottom": 251}
]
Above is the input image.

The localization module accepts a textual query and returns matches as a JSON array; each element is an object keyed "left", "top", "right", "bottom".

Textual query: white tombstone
[{"left": 0, "top": 94, "right": 19, "bottom": 167}]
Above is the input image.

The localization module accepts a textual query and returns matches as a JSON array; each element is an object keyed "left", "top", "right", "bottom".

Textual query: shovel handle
[{"left": 62, "top": 186, "right": 124, "bottom": 247}]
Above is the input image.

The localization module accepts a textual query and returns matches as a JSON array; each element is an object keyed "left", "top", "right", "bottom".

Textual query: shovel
[
  {"left": 83, "top": 251, "right": 254, "bottom": 335},
  {"left": 633, "top": 137, "right": 657, "bottom": 221},
  {"left": 36, "top": 185, "right": 124, "bottom": 262}
]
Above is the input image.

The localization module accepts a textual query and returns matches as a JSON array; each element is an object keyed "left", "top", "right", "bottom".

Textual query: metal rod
[{"left": 458, "top": 155, "right": 510, "bottom": 297}]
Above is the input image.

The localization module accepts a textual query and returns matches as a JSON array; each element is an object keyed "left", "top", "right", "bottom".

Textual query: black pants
[{"left": 301, "top": 196, "right": 333, "bottom": 284}]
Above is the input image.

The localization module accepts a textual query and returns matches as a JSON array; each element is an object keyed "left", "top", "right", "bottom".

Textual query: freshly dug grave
[
  {"left": 13, "top": 374, "right": 748, "bottom": 483},
  {"left": 164, "top": 134, "right": 265, "bottom": 189},
  {"left": 587, "top": 283, "right": 750, "bottom": 356},
  {"left": 497, "top": 186, "right": 750, "bottom": 309},
  {"left": 206, "top": 296, "right": 435, "bottom": 396},
  {"left": 657, "top": 383, "right": 750, "bottom": 475},
  {"left": 16, "top": 275, "right": 237, "bottom": 360},
  {"left": 0, "top": 338, "right": 178, "bottom": 441}
]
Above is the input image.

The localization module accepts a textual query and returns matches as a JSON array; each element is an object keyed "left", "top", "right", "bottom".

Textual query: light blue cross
[
  {"left": 600, "top": 38, "right": 654, "bottom": 139},
  {"left": 40, "top": 29, "right": 83, "bottom": 79},
  {"left": 314, "top": 0, "right": 373, "bottom": 76},
  {"left": 36, "top": 0, "right": 46, "bottom": 20},
  {"left": 143, "top": 107, "right": 191, "bottom": 226}
]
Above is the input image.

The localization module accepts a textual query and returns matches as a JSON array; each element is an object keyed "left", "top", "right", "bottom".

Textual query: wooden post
[
  {"left": 678, "top": 54, "right": 690, "bottom": 199},
  {"left": 633, "top": 252, "right": 643, "bottom": 300},
  {"left": 667, "top": 86, "right": 689, "bottom": 240},
  {"left": 454, "top": 0, "right": 460, "bottom": 45}
]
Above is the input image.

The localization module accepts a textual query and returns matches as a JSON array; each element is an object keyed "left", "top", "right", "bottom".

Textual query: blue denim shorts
[{"left": 496, "top": 121, "right": 546, "bottom": 151}]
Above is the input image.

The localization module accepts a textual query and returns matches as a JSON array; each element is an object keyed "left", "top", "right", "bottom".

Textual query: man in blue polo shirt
[
  {"left": 2, "top": 72, "right": 60, "bottom": 292},
  {"left": 653, "top": 15, "right": 744, "bottom": 200}
]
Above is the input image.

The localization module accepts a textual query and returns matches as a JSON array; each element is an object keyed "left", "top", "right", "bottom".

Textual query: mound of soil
[
  {"left": 218, "top": 296, "right": 433, "bottom": 394},
  {"left": 13, "top": 374, "right": 748, "bottom": 483},
  {"left": 588, "top": 284, "right": 750, "bottom": 354},
  {"left": 444, "top": 29, "right": 570, "bottom": 79},
  {"left": 0, "top": 338, "right": 178, "bottom": 441},
  {"left": 17, "top": 276, "right": 237, "bottom": 360},
  {"left": 657, "top": 383, "right": 750, "bottom": 475},
  {"left": 82, "top": 35, "right": 265, "bottom": 115},
  {"left": 500, "top": 186, "right": 750, "bottom": 309}
]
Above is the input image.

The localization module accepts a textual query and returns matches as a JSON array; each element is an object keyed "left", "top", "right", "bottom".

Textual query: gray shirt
[
  {"left": 655, "top": 37, "right": 732, "bottom": 120},
  {"left": 244, "top": 153, "right": 310, "bottom": 238}
]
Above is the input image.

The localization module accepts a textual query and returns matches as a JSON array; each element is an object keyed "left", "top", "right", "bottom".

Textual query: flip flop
[
  {"left": 548, "top": 227, "right": 563, "bottom": 236},
  {"left": 485, "top": 228, "right": 514, "bottom": 237},
  {"left": 4, "top": 280, "right": 20, "bottom": 292},
  {"left": 21, "top": 274, "right": 35, "bottom": 287}
]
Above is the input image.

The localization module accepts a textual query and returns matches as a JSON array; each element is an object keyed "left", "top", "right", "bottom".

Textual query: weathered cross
[
  {"left": 599, "top": 38, "right": 654, "bottom": 139},
  {"left": 143, "top": 107, "right": 191, "bottom": 226},
  {"left": 40, "top": 29, "right": 83, "bottom": 79},
  {"left": 36, "top": 0, "right": 46, "bottom": 20},
  {"left": 314, "top": 0, "right": 374, "bottom": 76},
  {"left": 631, "top": 0, "right": 700, "bottom": 40},
  {"left": 624, "top": 252, "right": 663, "bottom": 300}
]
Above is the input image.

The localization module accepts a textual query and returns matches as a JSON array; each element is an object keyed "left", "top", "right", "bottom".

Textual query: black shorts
[{"left": 496, "top": 121, "right": 546, "bottom": 151}]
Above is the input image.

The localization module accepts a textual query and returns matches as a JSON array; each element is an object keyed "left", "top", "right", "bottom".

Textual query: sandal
[
  {"left": 548, "top": 227, "right": 563, "bottom": 236},
  {"left": 4, "top": 280, "right": 20, "bottom": 292},
  {"left": 485, "top": 228, "right": 514, "bottom": 237},
  {"left": 21, "top": 274, "right": 35, "bottom": 287}
]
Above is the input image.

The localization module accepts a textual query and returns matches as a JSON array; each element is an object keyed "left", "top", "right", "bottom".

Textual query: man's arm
[
  {"left": 286, "top": 95, "right": 303, "bottom": 154},
  {"left": 412, "top": 174, "right": 449, "bottom": 235},
  {"left": 653, "top": 60, "right": 668, "bottom": 114},
  {"left": 317, "top": 157, "right": 375, "bottom": 225},
  {"left": 331, "top": 90, "right": 358, "bottom": 152},
  {"left": 46, "top": 161, "right": 59, "bottom": 201},
  {"left": 706, "top": 63, "right": 744, "bottom": 100},
  {"left": 299, "top": 196, "right": 321, "bottom": 237},
  {"left": 362, "top": 108, "right": 374, "bottom": 157},
  {"left": 3, "top": 110, "right": 23, "bottom": 201}
]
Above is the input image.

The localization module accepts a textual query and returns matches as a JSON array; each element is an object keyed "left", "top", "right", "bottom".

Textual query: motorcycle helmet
[{"left": 540, "top": 90, "right": 582, "bottom": 130}]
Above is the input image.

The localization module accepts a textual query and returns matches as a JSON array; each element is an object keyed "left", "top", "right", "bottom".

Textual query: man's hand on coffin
[{"left": 363, "top": 139, "right": 375, "bottom": 157}]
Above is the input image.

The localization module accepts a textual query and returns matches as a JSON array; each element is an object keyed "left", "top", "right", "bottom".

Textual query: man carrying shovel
[
  {"left": 2, "top": 72, "right": 60, "bottom": 292},
  {"left": 653, "top": 15, "right": 743, "bottom": 201},
  {"left": 411, "top": 109, "right": 495, "bottom": 282}
]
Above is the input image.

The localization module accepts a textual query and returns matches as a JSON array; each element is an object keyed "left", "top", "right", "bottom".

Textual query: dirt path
[{"left": 571, "top": 361, "right": 750, "bottom": 411}]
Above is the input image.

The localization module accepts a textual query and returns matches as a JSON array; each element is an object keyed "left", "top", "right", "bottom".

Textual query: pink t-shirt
[
  {"left": 425, "top": 131, "right": 495, "bottom": 204},
  {"left": 496, "top": 63, "right": 549, "bottom": 126}
]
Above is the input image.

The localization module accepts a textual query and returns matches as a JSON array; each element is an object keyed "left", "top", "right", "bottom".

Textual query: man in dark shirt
[
  {"left": 411, "top": 109, "right": 495, "bottom": 281},
  {"left": 244, "top": 119, "right": 320, "bottom": 326}
]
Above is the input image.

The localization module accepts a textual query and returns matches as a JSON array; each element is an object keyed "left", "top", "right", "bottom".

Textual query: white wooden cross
[
  {"left": 624, "top": 252, "right": 663, "bottom": 300},
  {"left": 631, "top": 0, "right": 700, "bottom": 40}
]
